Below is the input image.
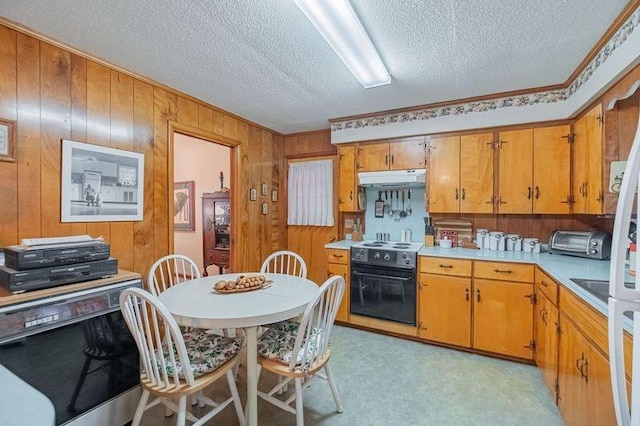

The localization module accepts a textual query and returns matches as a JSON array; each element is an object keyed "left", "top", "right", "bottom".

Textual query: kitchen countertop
[{"left": 326, "top": 240, "right": 634, "bottom": 332}]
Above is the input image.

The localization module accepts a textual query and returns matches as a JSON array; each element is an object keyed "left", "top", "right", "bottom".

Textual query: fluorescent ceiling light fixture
[{"left": 294, "top": 0, "right": 391, "bottom": 89}]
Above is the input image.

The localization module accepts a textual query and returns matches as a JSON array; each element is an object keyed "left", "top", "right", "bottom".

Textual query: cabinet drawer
[
  {"left": 327, "top": 249, "right": 349, "bottom": 265},
  {"left": 474, "top": 261, "right": 534, "bottom": 282},
  {"left": 535, "top": 268, "right": 559, "bottom": 306},
  {"left": 419, "top": 257, "right": 472, "bottom": 277},
  {"left": 206, "top": 250, "right": 230, "bottom": 267}
]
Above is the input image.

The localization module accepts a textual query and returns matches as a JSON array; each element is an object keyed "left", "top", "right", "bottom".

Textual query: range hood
[{"left": 358, "top": 169, "right": 426, "bottom": 187}]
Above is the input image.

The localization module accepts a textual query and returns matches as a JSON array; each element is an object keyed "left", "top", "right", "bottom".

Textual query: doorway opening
[{"left": 172, "top": 132, "right": 232, "bottom": 277}]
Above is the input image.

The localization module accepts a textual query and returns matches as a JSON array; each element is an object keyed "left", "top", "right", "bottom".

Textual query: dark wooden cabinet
[{"left": 202, "top": 190, "right": 230, "bottom": 276}]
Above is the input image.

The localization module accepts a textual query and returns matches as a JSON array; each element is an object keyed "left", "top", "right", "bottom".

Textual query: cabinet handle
[
  {"left": 332, "top": 254, "right": 344, "bottom": 258},
  {"left": 535, "top": 186, "right": 540, "bottom": 199},
  {"left": 385, "top": 155, "right": 389, "bottom": 165},
  {"left": 596, "top": 190, "right": 603, "bottom": 203},
  {"left": 438, "top": 264, "right": 454, "bottom": 269},
  {"left": 498, "top": 197, "right": 506, "bottom": 205},
  {"left": 527, "top": 186, "right": 532, "bottom": 199},
  {"left": 391, "top": 155, "right": 395, "bottom": 164},
  {"left": 539, "top": 308, "right": 548, "bottom": 326},
  {"left": 455, "top": 188, "right": 459, "bottom": 200},
  {"left": 582, "top": 182, "right": 588, "bottom": 197},
  {"left": 349, "top": 190, "right": 353, "bottom": 200},
  {"left": 461, "top": 188, "right": 466, "bottom": 200},
  {"left": 582, "top": 358, "right": 589, "bottom": 383},
  {"left": 476, "top": 289, "right": 481, "bottom": 302},
  {"left": 493, "top": 269, "right": 512, "bottom": 274},
  {"left": 465, "top": 288, "right": 470, "bottom": 302},
  {"left": 540, "top": 280, "right": 548, "bottom": 287}
]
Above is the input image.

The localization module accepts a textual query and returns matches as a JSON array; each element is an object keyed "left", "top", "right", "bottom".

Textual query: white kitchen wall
[{"left": 363, "top": 187, "right": 427, "bottom": 243}]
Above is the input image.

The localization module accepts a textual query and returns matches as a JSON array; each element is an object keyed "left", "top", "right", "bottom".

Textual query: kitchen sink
[{"left": 569, "top": 278, "right": 634, "bottom": 319}]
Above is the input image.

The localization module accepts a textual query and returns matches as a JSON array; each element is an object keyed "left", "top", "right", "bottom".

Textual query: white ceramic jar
[
  {"left": 489, "top": 231, "right": 505, "bottom": 251},
  {"left": 476, "top": 229, "right": 489, "bottom": 249},
  {"left": 506, "top": 234, "right": 520, "bottom": 251},
  {"left": 523, "top": 237, "right": 539, "bottom": 253}
]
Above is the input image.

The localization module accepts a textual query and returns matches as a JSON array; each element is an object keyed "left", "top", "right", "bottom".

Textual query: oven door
[{"left": 350, "top": 264, "right": 416, "bottom": 325}]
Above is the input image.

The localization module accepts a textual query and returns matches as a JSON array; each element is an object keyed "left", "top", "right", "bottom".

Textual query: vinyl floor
[{"left": 139, "top": 325, "right": 563, "bottom": 425}]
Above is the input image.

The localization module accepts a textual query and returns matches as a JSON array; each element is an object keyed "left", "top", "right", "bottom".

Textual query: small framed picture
[
  {"left": 250, "top": 188, "right": 257, "bottom": 201},
  {"left": 262, "top": 203, "right": 268, "bottom": 215},
  {"left": 0, "top": 118, "right": 16, "bottom": 162},
  {"left": 271, "top": 190, "right": 278, "bottom": 202},
  {"left": 261, "top": 183, "right": 268, "bottom": 196}
]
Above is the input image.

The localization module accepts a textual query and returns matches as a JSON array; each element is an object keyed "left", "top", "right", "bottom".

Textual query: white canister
[
  {"left": 523, "top": 238, "right": 539, "bottom": 253},
  {"left": 533, "top": 242, "right": 541, "bottom": 253},
  {"left": 506, "top": 234, "right": 520, "bottom": 251},
  {"left": 476, "top": 229, "right": 489, "bottom": 249},
  {"left": 498, "top": 234, "right": 506, "bottom": 251},
  {"left": 514, "top": 238, "right": 523, "bottom": 251},
  {"left": 489, "top": 231, "right": 505, "bottom": 251}
]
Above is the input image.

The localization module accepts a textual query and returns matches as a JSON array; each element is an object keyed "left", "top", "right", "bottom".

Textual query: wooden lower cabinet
[
  {"left": 557, "top": 313, "right": 616, "bottom": 425},
  {"left": 533, "top": 284, "right": 559, "bottom": 402},
  {"left": 473, "top": 279, "right": 534, "bottom": 359},
  {"left": 326, "top": 252, "right": 350, "bottom": 323},
  {"left": 418, "top": 274, "right": 471, "bottom": 347}
]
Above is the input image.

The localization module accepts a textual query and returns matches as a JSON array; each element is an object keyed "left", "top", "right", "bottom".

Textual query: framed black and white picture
[{"left": 61, "top": 139, "right": 144, "bottom": 222}]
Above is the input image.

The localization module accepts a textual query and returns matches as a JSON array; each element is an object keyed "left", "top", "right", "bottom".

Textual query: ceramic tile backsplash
[{"left": 363, "top": 187, "right": 427, "bottom": 242}]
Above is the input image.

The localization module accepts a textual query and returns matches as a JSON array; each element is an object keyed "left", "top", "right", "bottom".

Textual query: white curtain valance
[{"left": 287, "top": 159, "right": 334, "bottom": 226}]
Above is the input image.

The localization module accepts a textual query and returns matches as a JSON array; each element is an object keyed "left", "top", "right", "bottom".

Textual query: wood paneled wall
[{"left": 0, "top": 24, "right": 285, "bottom": 279}]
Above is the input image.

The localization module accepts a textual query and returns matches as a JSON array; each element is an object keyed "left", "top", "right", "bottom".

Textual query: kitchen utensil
[
  {"left": 357, "top": 187, "right": 366, "bottom": 211},
  {"left": 375, "top": 191, "right": 384, "bottom": 218},
  {"left": 407, "top": 189, "right": 412, "bottom": 216},
  {"left": 384, "top": 191, "right": 391, "bottom": 215},
  {"left": 400, "top": 190, "right": 408, "bottom": 218}
]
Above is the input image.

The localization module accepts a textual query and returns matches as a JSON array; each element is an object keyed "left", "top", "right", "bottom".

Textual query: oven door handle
[{"left": 352, "top": 271, "right": 412, "bottom": 281}]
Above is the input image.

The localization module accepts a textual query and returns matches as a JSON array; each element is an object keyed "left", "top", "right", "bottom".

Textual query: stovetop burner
[
  {"left": 353, "top": 240, "right": 423, "bottom": 253},
  {"left": 362, "top": 242, "right": 388, "bottom": 247}
]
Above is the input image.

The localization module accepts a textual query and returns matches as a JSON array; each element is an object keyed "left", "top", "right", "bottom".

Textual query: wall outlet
[{"left": 345, "top": 218, "right": 354, "bottom": 229}]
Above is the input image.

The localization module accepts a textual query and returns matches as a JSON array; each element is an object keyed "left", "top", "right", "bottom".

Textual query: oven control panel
[{"left": 351, "top": 248, "right": 417, "bottom": 268}]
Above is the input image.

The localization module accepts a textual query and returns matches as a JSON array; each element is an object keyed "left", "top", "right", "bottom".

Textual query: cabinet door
[
  {"left": 557, "top": 314, "right": 589, "bottom": 425},
  {"left": 585, "top": 337, "right": 617, "bottom": 425},
  {"left": 573, "top": 104, "right": 603, "bottom": 214},
  {"left": 338, "top": 145, "right": 358, "bottom": 212},
  {"left": 327, "top": 261, "right": 350, "bottom": 323},
  {"left": 390, "top": 139, "right": 426, "bottom": 170},
  {"left": 459, "top": 133, "right": 494, "bottom": 213},
  {"left": 427, "top": 136, "right": 460, "bottom": 213},
  {"left": 533, "top": 125, "right": 571, "bottom": 214},
  {"left": 498, "top": 129, "right": 533, "bottom": 213},
  {"left": 358, "top": 143, "right": 390, "bottom": 172},
  {"left": 418, "top": 274, "right": 471, "bottom": 347},
  {"left": 534, "top": 287, "right": 559, "bottom": 402},
  {"left": 473, "top": 279, "right": 534, "bottom": 359}
]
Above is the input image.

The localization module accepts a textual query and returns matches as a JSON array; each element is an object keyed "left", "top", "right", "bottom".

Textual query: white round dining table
[{"left": 158, "top": 272, "right": 319, "bottom": 426}]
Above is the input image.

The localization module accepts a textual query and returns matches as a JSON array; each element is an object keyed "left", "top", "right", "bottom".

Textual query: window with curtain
[{"left": 287, "top": 159, "right": 334, "bottom": 226}]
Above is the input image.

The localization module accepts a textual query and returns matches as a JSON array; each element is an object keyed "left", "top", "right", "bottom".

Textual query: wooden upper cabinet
[
  {"left": 427, "top": 136, "right": 460, "bottom": 213},
  {"left": 358, "top": 137, "right": 426, "bottom": 172},
  {"left": 338, "top": 145, "right": 359, "bottom": 212},
  {"left": 497, "top": 126, "right": 570, "bottom": 214},
  {"left": 497, "top": 129, "right": 534, "bottom": 213},
  {"left": 428, "top": 133, "right": 494, "bottom": 213},
  {"left": 573, "top": 104, "right": 604, "bottom": 214},
  {"left": 390, "top": 139, "right": 427, "bottom": 170},
  {"left": 459, "top": 133, "right": 494, "bottom": 213},
  {"left": 533, "top": 125, "right": 571, "bottom": 213},
  {"left": 358, "top": 143, "right": 391, "bottom": 172}
]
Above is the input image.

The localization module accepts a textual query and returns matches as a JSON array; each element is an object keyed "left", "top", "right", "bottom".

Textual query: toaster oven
[{"left": 548, "top": 230, "right": 612, "bottom": 260}]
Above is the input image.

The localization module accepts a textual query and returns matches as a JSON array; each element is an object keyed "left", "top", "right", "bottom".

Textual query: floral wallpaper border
[{"left": 331, "top": 6, "right": 640, "bottom": 133}]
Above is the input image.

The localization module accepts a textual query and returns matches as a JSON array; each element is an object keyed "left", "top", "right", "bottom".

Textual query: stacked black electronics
[{"left": 0, "top": 241, "right": 118, "bottom": 293}]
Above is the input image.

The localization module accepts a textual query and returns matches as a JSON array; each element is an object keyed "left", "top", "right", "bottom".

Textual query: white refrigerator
[{"left": 609, "top": 114, "right": 640, "bottom": 425}]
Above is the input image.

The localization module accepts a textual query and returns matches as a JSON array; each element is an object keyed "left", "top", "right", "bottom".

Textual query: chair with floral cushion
[
  {"left": 256, "top": 275, "right": 345, "bottom": 426},
  {"left": 260, "top": 250, "right": 307, "bottom": 278},
  {"left": 119, "top": 288, "right": 245, "bottom": 426}
]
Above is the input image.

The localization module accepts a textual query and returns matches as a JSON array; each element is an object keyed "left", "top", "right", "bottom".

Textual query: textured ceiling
[{"left": 0, "top": 0, "right": 630, "bottom": 134}]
